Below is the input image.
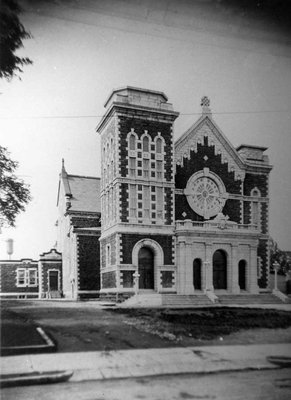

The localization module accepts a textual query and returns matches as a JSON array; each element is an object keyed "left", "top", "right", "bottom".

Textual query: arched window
[
  {"left": 143, "top": 136, "right": 149, "bottom": 152},
  {"left": 213, "top": 250, "right": 227, "bottom": 289},
  {"left": 156, "top": 138, "right": 162, "bottom": 153},
  {"left": 129, "top": 134, "right": 136, "bottom": 150}
]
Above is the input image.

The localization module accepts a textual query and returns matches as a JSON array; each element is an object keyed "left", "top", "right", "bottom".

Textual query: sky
[{"left": 0, "top": 0, "right": 291, "bottom": 259}]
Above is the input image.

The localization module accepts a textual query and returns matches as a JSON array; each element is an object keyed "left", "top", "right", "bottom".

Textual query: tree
[
  {"left": 0, "top": 0, "right": 32, "bottom": 80},
  {"left": 0, "top": 146, "right": 31, "bottom": 227}
]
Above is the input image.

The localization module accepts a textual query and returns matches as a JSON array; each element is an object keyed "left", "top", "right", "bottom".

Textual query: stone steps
[
  {"left": 119, "top": 293, "right": 162, "bottom": 307},
  {"left": 162, "top": 294, "right": 213, "bottom": 307}
]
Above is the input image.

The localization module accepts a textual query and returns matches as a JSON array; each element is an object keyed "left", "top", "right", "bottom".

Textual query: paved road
[{"left": 2, "top": 368, "right": 291, "bottom": 400}]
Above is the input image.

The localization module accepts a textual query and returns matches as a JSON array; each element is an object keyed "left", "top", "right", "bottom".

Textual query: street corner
[{"left": 0, "top": 310, "right": 57, "bottom": 356}]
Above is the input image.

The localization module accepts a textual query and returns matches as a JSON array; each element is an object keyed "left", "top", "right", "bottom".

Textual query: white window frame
[{"left": 16, "top": 268, "right": 26, "bottom": 287}]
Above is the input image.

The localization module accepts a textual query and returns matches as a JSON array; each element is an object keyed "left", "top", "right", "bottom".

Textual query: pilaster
[
  {"left": 249, "top": 245, "right": 259, "bottom": 294},
  {"left": 231, "top": 245, "right": 240, "bottom": 293}
]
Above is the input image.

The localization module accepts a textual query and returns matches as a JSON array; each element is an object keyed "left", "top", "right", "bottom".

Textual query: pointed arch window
[
  {"left": 156, "top": 138, "right": 162, "bottom": 153},
  {"left": 129, "top": 134, "right": 136, "bottom": 151},
  {"left": 143, "top": 136, "right": 149, "bottom": 152}
]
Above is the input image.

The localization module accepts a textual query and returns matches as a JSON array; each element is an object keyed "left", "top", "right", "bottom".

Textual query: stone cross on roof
[{"left": 201, "top": 96, "right": 211, "bottom": 116}]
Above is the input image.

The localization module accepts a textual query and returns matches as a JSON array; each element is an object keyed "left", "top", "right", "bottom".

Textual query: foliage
[
  {"left": 0, "top": 146, "right": 31, "bottom": 227},
  {"left": 0, "top": 0, "right": 32, "bottom": 80},
  {"left": 270, "top": 238, "right": 291, "bottom": 275}
]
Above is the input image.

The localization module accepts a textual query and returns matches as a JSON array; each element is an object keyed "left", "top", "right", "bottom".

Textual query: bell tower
[{"left": 96, "top": 87, "right": 179, "bottom": 297}]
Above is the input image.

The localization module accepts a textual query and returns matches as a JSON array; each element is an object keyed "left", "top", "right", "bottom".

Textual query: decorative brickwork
[
  {"left": 118, "top": 117, "right": 173, "bottom": 182},
  {"left": 260, "top": 202, "right": 268, "bottom": 234},
  {"left": 244, "top": 174, "right": 268, "bottom": 197},
  {"left": 223, "top": 199, "right": 241, "bottom": 224},
  {"left": 176, "top": 139, "right": 242, "bottom": 193},
  {"left": 243, "top": 201, "right": 251, "bottom": 225},
  {"left": 120, "top": 183, "right": 129, "bottom": 223},
  {"left": 77, "top": 235, "right": 101, "bottom": 291},
  {"left": 121, "top": 270, "right": 134, "bottom": 288},
  {"left": 121, "top": 233, "right": 174, "bottom": 265},
  {"left": 0, "top": 261, "right": 39, "bottom": 296},
  {"left": 161, "top": 270, "right": 174, "bottom": 288},
  {"left": 258, "top": 239, "right": 268, "bottom": 288},
  {"left": 40, "top": 263, "right": 62, "bottom": 293},
  {"left": 71, "top": 216, "right": 100, "bottom": 228},
  {"left": 102, "top": 271, "right": 116, "bottom": 289}
]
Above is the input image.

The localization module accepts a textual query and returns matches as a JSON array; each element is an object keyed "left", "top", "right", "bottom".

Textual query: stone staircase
[
  {"left": 161, "top": 294, "right": 213, "bottom": 307},
  {"left": 119, "top": 292, "right": 162, "bottom": 307},
  {"left": 217, "top": 293, "right": 288, "bottom": 305}
]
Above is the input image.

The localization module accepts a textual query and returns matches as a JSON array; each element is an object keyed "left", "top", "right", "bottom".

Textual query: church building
[
  {"left": 92, "top": 86, "right": 272, "bottom": 302},
  {"left": 0, "top": 87, "right": 281, "bottom": 304}
]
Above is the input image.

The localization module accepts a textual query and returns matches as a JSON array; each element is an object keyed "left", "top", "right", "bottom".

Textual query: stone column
[
  {"left": 177, "top": 240, "right": 186, "bottom": 294},
  {"left": 249, "top": 245, "right": 259, "bottom": 294},
  {"left": 184, "top": 241, "right": 194, "bottom": 294},
  {"left": 204, "top": 244, "right": 213, "bottom": 292},
  {"left": 231, "top": 245, "right": 240, "bottom": 294},
  {"left": 272, "top": 261, "right": 280, "bottom": 292}
]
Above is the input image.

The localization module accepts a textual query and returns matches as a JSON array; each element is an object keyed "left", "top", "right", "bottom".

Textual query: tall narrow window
[
  {"left": 156, "top": 138, "right": 162, "bottom": 153},
  {"left": 143, "top": 136, "right": 149, "bottom": 152},
  {"left": 156, "top": 187, "right": 164, "bottom": 220},
  {"left": 143, "top": 186, "right": 150, "bottom": 219},
  {"left": 129, "top": 134, "right": 136, "bottom": 150},
  {"left": 156, "top": 160, "right": 163, "bottom": 179},
  {"left": 28, "top": 269, "right": 37, "bottom": 286},
  {"left": 129, "top": 184, "right": 137, "bottom": 218},
  {"left": 129, "top": 157, "right": 136, "bottom": 177},
  {"left": 106, "top": 244, "right": 111, "bottom": 266},
  {"left": 143, "top": 158, "right": 149, "bottom": 178}
]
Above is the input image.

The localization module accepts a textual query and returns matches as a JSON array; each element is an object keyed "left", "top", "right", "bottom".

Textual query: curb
[
  {"left": 0, "top": 370, "right": 73, "bottom": 388},
  {"left": 1, "top": 327, "right": 57, "bottom": 356}
]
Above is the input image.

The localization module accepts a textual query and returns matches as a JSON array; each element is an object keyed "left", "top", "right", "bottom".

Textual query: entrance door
[
  {"left": 238, "top": 260, "right": 246, "bottom": 290},
  {"left": 48, "top": 271, "right": 59, "bottom": 291},
  {"left": 138, "top": 247, "right": 154, "bottom": 289},
  {"left": 193, "top": 258, "right": 202, "bottom": 290},
  {"left": 213, "top": 250, "right": 227, "bottom": 289}
]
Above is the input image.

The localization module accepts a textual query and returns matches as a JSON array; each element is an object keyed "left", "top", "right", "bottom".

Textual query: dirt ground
[{"left": 1, "top": 300, "right": 291, "bottom": 354}]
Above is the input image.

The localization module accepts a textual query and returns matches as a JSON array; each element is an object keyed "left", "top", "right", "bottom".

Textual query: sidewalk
[{"left": 1, "top": 343, "right": 290, "bottom": 387}]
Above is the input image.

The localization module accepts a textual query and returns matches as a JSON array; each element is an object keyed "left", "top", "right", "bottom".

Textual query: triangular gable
[{"left": 175, "top": 115, "right": 246, "bottom": 181}]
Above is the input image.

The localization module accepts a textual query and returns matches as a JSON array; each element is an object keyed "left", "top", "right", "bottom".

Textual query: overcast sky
[{"left": 1, "top": 0, "right": 291, "bottom": 259}]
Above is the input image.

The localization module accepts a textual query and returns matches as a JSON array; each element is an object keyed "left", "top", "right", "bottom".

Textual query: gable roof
[
  {"left": 57, "top": 160, "right": 101, "bottom": 214},
  {"left": 175, "top": 113, "right": 246, "bottom": 180}
]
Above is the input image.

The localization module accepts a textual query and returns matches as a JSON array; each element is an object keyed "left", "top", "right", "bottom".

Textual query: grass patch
[{"left": 111, "top": 307, "right": 291, "bottom": 340}]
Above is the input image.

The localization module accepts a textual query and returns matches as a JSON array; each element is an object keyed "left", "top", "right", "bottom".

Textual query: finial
[
  {"left": 61, "top": 158, "right": 67, "bottom": 176},
  {"left": 201, "top": 96, "right": 211, "bottom": 116}
]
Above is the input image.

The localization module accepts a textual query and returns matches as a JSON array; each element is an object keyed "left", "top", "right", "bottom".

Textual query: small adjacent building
[
  {"left": 55, "top": 162, "right": 101, "bottom": 299},
  {"left": 0, "top": 249, "right": 62, "bottom": 299}
]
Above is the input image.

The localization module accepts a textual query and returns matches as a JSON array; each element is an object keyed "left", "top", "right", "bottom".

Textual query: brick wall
[
  {"left": 244, "top": 173, "right": 268, "bottom": 197},
  {"left": 41, "top": 263, "right": 62, "bottom": 293},
  {"left": 118, "top": 116, "right": 173, "bottom": 181},
  {"left": 175, "top": 139, "right": 242, "bottom": 221},
  {"left": 102, "top": 271, "right": 116, "bottom": 289},
  {"left": 71, "top": 216, "right": 100, "bottom": 228},
  {"left": 77, "top": 234, "right": 101, "bottom": 291},
  {"left": 100, "top": 233, "right": 117, "bottom": 269},
  {"left": 161, "top": 270, "right": 174, "bottom": 288},
  {"left": 0, "top": 262, "right": 39, "bottom": 294},
  {"left": 258, "top": 239, "right": 268, "bottom": 288},
  {"left": 121, "top": 233, "right": 174, "bottom": 265}
]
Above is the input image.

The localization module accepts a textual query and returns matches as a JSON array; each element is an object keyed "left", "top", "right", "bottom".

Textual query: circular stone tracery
[{"left": 185, "top": 169, "right": 228, "bottom": 219}]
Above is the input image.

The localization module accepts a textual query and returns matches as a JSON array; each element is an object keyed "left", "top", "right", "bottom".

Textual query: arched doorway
[
  {"left": 213, "top": 250, "right": 227, "bottom": 289},
  {"left": 238, "top": 260, "right": 246, "bottom": 290},
  {"left": 193, "top": 258, "right": 202, "bottom": 290},
  {"left": 138, "top": 247, "right": 154, "bottom": 289}
]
